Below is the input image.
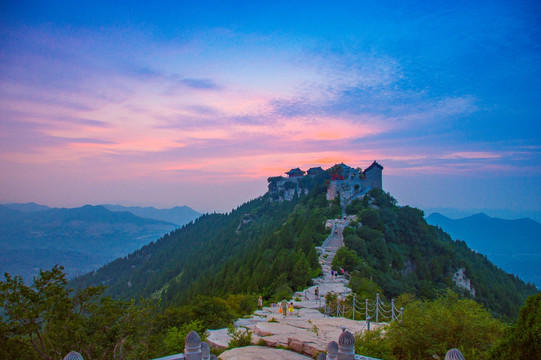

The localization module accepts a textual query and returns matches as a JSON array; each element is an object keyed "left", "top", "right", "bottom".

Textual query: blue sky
[{"left": 0, "top": 0, "right": 540, "bottom": 215}]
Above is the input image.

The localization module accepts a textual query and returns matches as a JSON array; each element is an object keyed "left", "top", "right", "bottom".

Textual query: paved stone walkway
[
  {"left": 211, "top": 216, "right": 380, "bottom": 359},
  {"left": 219, "top": 346, "right": 312, "bottom": 360}
]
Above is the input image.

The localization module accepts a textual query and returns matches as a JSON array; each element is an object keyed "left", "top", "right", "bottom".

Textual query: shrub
[
  {"left": 388, "top": 290, "right": 504, "bottom": 359},
  {"left": 356, "top": 327, "right": 394, "bottom": 360},
  {"left": 163, "top": 320, "right": 207, "bottom": 355},
  {"left": 227, "top": 326, "right": 253, "bottom": 348}
]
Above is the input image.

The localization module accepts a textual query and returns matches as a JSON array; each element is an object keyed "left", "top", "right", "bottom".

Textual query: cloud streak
[{"left": 0, "top": 2, "right": 540, "bottom": 212}]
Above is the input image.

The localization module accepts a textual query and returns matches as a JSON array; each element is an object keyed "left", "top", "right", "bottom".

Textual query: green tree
[
  {"left": 349, "top": 276, "right": 382, "bottom": 301},
  {"left": 359, "top": 208, "right": 383, "bottom": 230},
  {"left": 162, "top": 320, "right": 207, "bottom": 356},
  {"left": 190, "top": 296, "right": 235, "bottom": 329},
  {"left": 0, "top": 266, "right": 155, "bottom": 360},
  {"left": 331, "top": 247, "right": 360, "bottom": 272},
  {"left": 387, "top": 290, "right": 505, "bottom": 360},
  {"left": 490, "top": 293, "right": 541, "bottom": 359}
]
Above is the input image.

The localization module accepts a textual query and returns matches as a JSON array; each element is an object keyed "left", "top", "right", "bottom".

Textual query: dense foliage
[
  {"left": 0, "top": 266, "right": 156, "bottom": 360},
  {"left": 0, "top": 267, "right": 261, "bottom": 360},
  {"left": 490, "top": 293, "right": 541, "bottom": 359},
  {"left": 355, "top": 290, "right": 506, "bottom": 360},
  {"left": 337, "top": 189, "right": 537, "bottom": 320}
]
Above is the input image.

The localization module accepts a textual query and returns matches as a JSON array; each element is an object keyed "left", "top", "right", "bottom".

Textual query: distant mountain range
[
  {"left": 0, "top": 203, "right": 201, "bottom": 282},
  {"left": 426, "top": 212, "right": 541, "bottom": 287},
  {"left": 103, "top": 204, "right": 201, "bottom": 226},
  {"left": 423, "top": 207, "right": 541, "bottom": 223},
  {"left": 2, "top": 202, "right": 51, "bottom": 213},
  {"left": 1, "top": 202, "right": 202, "bottom": 226}
]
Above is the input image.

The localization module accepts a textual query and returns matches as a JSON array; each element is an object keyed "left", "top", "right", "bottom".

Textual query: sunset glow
[{"left": 1, "top": 0, "right": 540, "bottom": 214}]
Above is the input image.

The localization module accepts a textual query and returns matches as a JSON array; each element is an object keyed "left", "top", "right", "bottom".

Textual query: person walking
[
  {"left": 258, "top": 296, "right": 263, "bottom": 309},
  {"left": 281, "top": 299, "right": 288, "bottom": 317}
]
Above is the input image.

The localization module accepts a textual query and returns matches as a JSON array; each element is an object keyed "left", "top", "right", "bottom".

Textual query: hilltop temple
[{"left": 268, "top": 161, "right": 383, "bottom": 204}]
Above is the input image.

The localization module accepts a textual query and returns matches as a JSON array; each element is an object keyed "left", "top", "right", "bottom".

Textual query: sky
[{"left": 0, "top": 0, "right": 540, "bottom": 216}]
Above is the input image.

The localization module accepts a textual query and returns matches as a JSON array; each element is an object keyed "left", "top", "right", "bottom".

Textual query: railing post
[
  {"left": 400, "top": 307, "right": 404, "bottom": 322},
  {"left": 352, "top": 294, "right": 356, "bottom": 321},
  {"left": 367, "top": 316, "right": 371, "bottom": 331},
  {"left": 365, "top": 298, "right": 368, "bottom": 320},
  {"left": 201, "top": 342, "right": 210, "bottom": 360},
  {"left": 376, "top": 293, "right": 380, "bottom": 323},
  {"left": 185, "top": 331, "right": 202, "bottom": 360},
  {"left": 391, "top": 298, "right": 395, "bottom": 321}
]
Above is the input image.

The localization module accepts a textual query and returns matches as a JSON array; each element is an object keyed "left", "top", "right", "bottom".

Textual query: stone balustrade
[{"left": 63, "top": 328, "right": 465, "bottom": 360}]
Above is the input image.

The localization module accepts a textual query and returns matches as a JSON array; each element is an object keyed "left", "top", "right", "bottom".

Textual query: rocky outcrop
[
  {"left": 453, "top": 268, "right": 476, "bottom": 297},
  {"left": 252, "top": 315, "right": 375, "bottom": 357}
]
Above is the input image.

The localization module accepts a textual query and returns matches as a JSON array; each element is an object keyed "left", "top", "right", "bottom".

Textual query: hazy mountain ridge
[
  {"left": 426, "top": 212, "right": 541, "bottom": 287},
  {"left": 0, "top": 205, "right": 178, "bottom": 282},
  {"left": 103, "top": 204, "right": 201, "bottom": 226},
  {"left": 2, "top": 202, "right": 51, "bottom": 213},
  {"left": 423, "top": 207, "right": 541, "bottom": 223}
]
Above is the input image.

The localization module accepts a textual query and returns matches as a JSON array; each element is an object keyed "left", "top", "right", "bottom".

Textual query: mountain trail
[{"left": 210, "top": 215, "right": 379, "bottom": 359}]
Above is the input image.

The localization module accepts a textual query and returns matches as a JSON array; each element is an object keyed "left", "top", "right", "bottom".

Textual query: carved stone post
[
  {"left": 327, "top": 340, "right": 338, "bottom": 360},
  {"left": 201, "top": 342, "right": 210, "bottom": 360},
  {"left": 376, "top": 293, "right": 380, "bottom": 323},
  {"left": 365, "top": 298, "right": 368, "bottom": 320},
  {"left": 317, "top": 353, "right": 327, "bottom": 360},
  {"left": 64, "top": 351, "right": 84, "bottom": 360},
  {"left": 445, "top": 348, "right": 465, "bottom": 360},
  {"left": 185, "top": 331, "right": 202, "bottom": 360},
  {"left": 337, "top": 330, "right": 355, "bottom": 360}
]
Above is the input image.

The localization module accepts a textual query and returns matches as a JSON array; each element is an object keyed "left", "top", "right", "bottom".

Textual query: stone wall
[{"left": 364, "top": 165, "right": 382, "bottom": 190}]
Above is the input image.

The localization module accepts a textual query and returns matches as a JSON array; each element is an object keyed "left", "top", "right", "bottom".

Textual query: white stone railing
[{"left": 63, "top": 328, "right": 465, "bottom": 360}]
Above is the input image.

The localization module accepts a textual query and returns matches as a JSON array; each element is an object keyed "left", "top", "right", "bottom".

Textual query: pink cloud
[{"left": 440, "top": 151, "right": 502, "bottom": 159}]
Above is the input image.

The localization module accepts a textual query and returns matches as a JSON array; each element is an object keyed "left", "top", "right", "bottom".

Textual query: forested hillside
[
  {"left": 337, "top": 190, "right": 537, "bottom": 320},
  {"left": 76, "top": 174, "right": 537, "bottom": 321},
  {"left": 74, "top": 177, "right": 334, "bottom": 306},
  {"left": 426, "top": 212, "right": 541, "bottom": 287}
]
